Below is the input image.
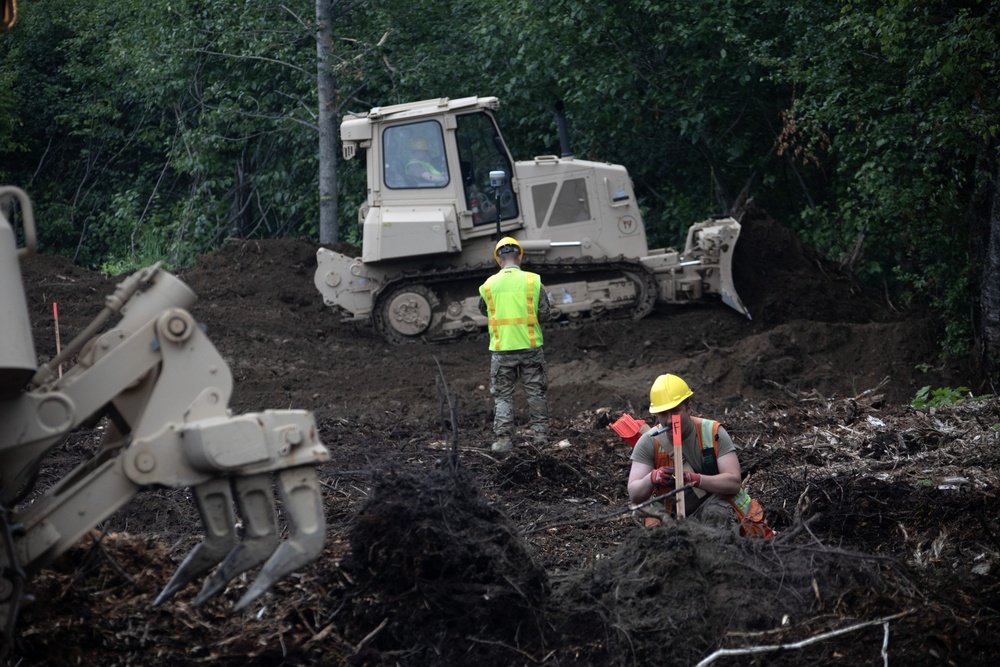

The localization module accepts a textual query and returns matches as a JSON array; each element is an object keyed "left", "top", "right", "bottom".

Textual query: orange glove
[{"left": 650, "top": 467, "right": 675, "bottom": 487}]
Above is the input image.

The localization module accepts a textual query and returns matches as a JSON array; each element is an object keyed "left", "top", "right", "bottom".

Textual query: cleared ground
[{"left": 8, "top": 206, "right": 997, "bottom": 666}]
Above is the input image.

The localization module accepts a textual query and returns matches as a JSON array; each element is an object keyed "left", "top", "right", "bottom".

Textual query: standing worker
[
  {"left": 626, "top": 374, "right": 773, "bottom": 536},
  {"left": 478, "top": 237, "right": 553, "bottom": 453}
]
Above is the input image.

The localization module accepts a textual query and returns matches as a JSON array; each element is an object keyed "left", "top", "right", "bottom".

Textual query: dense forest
[{"left": 1, "top": 0, "right": 998, "bottom": 378}]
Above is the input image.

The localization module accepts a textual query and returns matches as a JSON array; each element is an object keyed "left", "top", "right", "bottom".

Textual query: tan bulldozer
[{"left": 315, "top": 96, "right": 750, "bottom": 343}]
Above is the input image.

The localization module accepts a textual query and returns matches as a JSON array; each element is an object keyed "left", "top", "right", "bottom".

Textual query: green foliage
[
  {"left": 911, "top": 385, "right": 971, "bottom": 410},
  {"left": 2, "top": 0, "right": 997, "bottom": 365},
  {"left": 484, "top": 0, "right": 785, "bottom": 235},
  {"left": 1, "top": 0, "right": 330, "bottom": 267},
  {"left": 99, "top": 234, "right": 170, "bottom": 275},
  {"left": 0, "top": 66, "right": 20, "bottom": 161},
  {"left": 755, "top": 0, "right": 999, "bottom": 354}
]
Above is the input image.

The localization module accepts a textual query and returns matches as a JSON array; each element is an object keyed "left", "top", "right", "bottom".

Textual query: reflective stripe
[
  {"left": 699, "top": 419, "right": 713, "bottom": 452},
  {"left": 525, "top": 273, "right": 538, "bottom": 348},
  {"left": 730, "top": 488, "right": 752, "bottom": 514}
]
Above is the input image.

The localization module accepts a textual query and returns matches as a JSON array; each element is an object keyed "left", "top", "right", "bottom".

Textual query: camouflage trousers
[
  {"left": 688, "top": 494, "right": 737, "bottom": 530},
  {"left": 643, "top": 494, "right": 736, "bottom": 530},
  {"left": 489, "top": 347, "right": 549, "bottom": 438}
]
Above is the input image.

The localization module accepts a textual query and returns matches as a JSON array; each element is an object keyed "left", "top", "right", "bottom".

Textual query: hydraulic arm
[{"left": 1, "top": 186, "right": 330, "bottom": 643}]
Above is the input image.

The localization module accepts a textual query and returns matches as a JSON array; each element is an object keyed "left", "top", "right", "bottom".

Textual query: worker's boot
[{"left": 491, "top": 436, "right": 513, "bottom": 453}]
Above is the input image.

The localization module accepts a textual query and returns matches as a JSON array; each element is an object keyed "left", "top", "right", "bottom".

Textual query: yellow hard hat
[
  {"left": 494, "top": 237, "right": 523, "bottom": 265},
  {"left": 649, "top": 374, "right": 693, "bottom": 413},
  {"left": 410, "top": 137, "right": 430, "bottom": 151}
]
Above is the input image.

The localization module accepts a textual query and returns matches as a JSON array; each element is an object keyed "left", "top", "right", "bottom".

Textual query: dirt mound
[
  {"left": 550, "top": 521, "right": 881, "bottom": 664},
  {"left": 341, "top": 465, "right": 549, "bottom": 664},
  {"left": 732, "top": 205, "right": 887, "bottom": 325}
]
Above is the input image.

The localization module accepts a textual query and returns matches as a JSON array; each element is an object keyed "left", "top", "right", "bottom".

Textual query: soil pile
[
  {"left": 6, "top": 207, "right": 999, "bottom": 666},
  {"left": 340, "top": 465, "right": 550, "bottom": 664}
]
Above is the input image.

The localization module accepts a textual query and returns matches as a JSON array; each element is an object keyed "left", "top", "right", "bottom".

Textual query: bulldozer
[
  {"left": 315, "top": 95, "right": 750, "bottom": 344},
  {"left": 1, "top": 3, "right": 329, "bottom": 647}
]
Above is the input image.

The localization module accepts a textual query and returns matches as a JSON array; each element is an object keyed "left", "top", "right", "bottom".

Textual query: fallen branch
[
  {"left": 82, "top": 527, "right": 136, "bottom": 585},
  {"left": 353, "top": 617, "right": 388, "bottom": 654},
  {"left": 694, "top": 609, "right": 914, "bottom": 667},
  {"left": 521, "top": 485, "right": 694, "bottom": 535}
]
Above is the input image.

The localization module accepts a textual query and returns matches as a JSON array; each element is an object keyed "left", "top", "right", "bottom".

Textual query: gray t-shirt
[{"left": 631, "top": 419, "right": 736, "bottom": 513}]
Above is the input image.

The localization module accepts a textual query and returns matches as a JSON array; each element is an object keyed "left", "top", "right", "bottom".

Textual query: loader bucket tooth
[
  {"left": 193, "top": 474, "right": 279, "bottom": 606},
  {"left": 234, "top": 466, "right": 325, "bottom": 610},
  {"left": 154, "top": 477, "right": 237, "bottom": 606}
]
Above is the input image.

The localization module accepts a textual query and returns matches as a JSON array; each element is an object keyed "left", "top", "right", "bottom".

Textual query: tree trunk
[
  {"left": 316, "top": 0, "right": 339, "bottom": 244},
  {"left": 982, "top": 161, "right": 1000, "bottom": 386},
  {"left": 229, "top": 158, "right": 251, "bottom": 239}
]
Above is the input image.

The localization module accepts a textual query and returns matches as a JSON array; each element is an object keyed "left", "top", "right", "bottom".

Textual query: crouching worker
[{"left": 626, "top": 373, "right": 774, "bottom": 537}]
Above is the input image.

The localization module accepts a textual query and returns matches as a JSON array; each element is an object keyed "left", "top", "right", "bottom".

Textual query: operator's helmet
[
  {"left": 410, "top": 137, "right": 430, "bottom": 151},
  {"left": 649, "top": 374, "right": 693, "bottom": 413},
  {"left": 494, "top": 237, "right": 523, "bottom": 266}
]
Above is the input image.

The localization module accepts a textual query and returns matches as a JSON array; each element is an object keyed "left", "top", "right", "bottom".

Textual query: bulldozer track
[{"left": 371, "top": 257, "right": 658, "bottom": 344}]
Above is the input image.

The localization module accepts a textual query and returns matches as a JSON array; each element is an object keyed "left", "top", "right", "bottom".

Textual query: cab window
[
  {"left": 383, "top": 121, "right": 449, "bottom": 189},
  {"left": 455, "top": 112, "right": 519, "bottom": 225}
]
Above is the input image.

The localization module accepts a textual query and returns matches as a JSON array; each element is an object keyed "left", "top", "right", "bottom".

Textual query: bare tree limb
[{"left": 694, "top": 610, "right": 914, "bottom": 667}]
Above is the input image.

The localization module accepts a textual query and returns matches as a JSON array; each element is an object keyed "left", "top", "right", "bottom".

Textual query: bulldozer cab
[
  {"left": 379, "top": 109, "right": 518, "bottom": 226},
  {"left": 341, "top": 97, "right": 520, "bottom": 252},
  {"left": 384, "top": 121, "right": 449, "bottom": 188}
]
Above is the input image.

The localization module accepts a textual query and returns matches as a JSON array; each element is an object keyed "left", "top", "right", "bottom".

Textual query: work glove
[
  {"left": 649, "top": 466, "right": 675, "bottom": 488},
  {"left": 683, "top": 471, "right": 702, "bottom": 488}
]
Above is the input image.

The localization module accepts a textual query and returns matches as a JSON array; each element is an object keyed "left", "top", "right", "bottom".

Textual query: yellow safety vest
[
  {"left": 480, "top": 267, "right": 543, "bottom": 352},
  {"left": 407, "top": 159, "right": 442, "bottom": 176}
]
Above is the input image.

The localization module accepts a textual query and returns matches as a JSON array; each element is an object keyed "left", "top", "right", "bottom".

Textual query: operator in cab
[{"left": 406, "top": 138, "right": 448, "bottom": 185}]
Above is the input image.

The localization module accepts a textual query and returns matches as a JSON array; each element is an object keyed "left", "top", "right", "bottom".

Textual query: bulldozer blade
[
  {"left": 153, "top": 477, "right": 237, "bottom": 606},
  {"left": 234, "top": 466, "right": 325, "bottom": 611},
  {"left": 193, "top": 474, "right": 279, "bottom": 606},
  {"left": 715, "top": 222, "right": 751, "bottom": 319}
]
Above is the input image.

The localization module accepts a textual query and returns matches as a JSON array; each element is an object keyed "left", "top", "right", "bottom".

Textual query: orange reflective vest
[
  {"left": 647, "top": 417, "right": 774, "bottom": 538},
  {"left": 479, "top": 268, "right": 543, "bottom": 352}
]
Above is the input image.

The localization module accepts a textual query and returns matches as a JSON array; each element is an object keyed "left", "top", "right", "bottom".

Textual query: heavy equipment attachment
[{"left": 1, "top": 185, "right": 330, "bottom": 644}]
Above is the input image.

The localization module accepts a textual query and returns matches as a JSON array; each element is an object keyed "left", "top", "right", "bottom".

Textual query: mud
[{"left": 6, "top": 206, "right": 999, "bottom": 666}]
